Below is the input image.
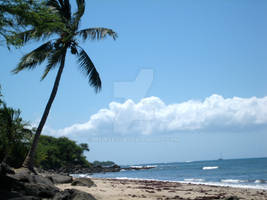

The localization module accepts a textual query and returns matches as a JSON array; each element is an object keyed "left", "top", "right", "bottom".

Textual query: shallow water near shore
[{"left": 87, "top": 157, "right": 267, "bottom": 190}]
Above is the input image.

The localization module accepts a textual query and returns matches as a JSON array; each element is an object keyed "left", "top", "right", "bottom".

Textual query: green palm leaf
[
  {"left": 13, "top": 41, "right": 53, "bottom": 73},
  {"left": 77, "top": 48, "right": 101, "bottom": 92},
  {"left": 47, "top": 0, "right": 61, "bottom": 11},
  {"left": 47, "top": 0, "right": 71, "bottom": 22},
  {"left": 41, "top": 47, "right": 67, "bottom": 80},
  {"left": 72, "top": 0, "right": 85, "bottom": 28},
  {"left": 78, "top": 28, "right": 118, "bottom": 41},
  {"left": 12, "top": 29, "right": 35, "bottom": 44}
]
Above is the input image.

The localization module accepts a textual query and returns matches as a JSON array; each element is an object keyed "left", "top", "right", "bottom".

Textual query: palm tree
[
  {"left": 12, "top": 0, "right": 117, "bottom": 171},
  {"left": 0, "top": 104, "right": 32, "bottom": 163}
]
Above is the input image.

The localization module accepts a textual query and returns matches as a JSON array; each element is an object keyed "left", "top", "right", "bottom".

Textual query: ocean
[{"left": 87, "top": 157, "right": 267, "bottom": 190}]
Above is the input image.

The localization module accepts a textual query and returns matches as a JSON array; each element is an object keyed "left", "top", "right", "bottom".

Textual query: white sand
[{"left": 57, "top": 178, "right": 267, "bottom": 200}]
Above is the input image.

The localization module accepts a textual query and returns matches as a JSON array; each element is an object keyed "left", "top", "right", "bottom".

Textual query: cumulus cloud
[{"left": 47, "top": 94, "right": 267, "bottom": 137}]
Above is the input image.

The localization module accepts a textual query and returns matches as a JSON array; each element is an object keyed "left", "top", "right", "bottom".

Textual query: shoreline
[
  {"left": 98, "top": 177, "right": 267, "bottom": 190},
  {"left": 57, "top": 177, "right": 267, "bottom": 200}
]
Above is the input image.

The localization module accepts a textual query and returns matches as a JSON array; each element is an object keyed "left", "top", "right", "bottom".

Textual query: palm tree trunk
[{"left": 22, "top": 52, "right": 66, "bottom": 171}]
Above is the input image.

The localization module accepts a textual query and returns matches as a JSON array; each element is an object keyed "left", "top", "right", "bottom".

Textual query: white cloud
[{"left": 46, "top": 94, "right": 267, "bottom": 137}]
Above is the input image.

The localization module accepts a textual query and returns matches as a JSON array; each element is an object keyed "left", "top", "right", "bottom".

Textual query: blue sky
[{"left": 1, "top": 0, "right": 267, "bottom": 165}]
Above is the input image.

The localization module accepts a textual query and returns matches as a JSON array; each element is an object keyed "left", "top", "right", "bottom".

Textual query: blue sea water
[{"left": 90, "top": 157, "right": 267, "bottom": 190}]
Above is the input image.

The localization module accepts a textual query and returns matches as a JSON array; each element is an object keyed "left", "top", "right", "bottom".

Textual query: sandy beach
[{"left": 57, "top": 178, "right": 267, "bottom": 200}]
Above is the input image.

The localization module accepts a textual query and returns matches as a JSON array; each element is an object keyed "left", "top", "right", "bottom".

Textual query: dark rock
[
  {"left": 42, "top": 163, "right": 121, "bottom": 175},
  {"left": 44, "top": 174, "right": 73, "bottom": 184},
  {"left": 122, "top": 165, "right": 156, "bottom": 171},
  {"left": 0, "top": 162, "right": 15, "bottom": 175},
  {"left": 0, "top": 172, "right": 24, "bottom": 191},
  {"left": 71, "top": 178, "right": 96, "bottom": 187},
  {"left": 10, "top": 171, "right": 54, "bottom": 186},
  {"left": 0, "top": 190, "right": 40, "bottom": 200},
  {"left": 22, "top": 182, "right": 59, "bottom": 198},
  {"left": 102, "top": 164, "right": 121, "bottom": 173},
  {"left": 0, "top": 168, "right": 59, "bottom": 199},
  {"left": 53, "top": 189, "right": 97, "bottom": 200}
]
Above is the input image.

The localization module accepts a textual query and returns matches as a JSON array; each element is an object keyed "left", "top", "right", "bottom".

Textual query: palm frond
[
  {"left": 9, "top": 29, "right": 37, "bottom": 45},
  {"left": 47, "top": 0, "right": 61, "bottom": 10},
  {"left": 77, "top": 47, "right": 101, "bottom": 92},
  {"left": 72, "top": 0, "right": 85, "bottom": 28},
  {"left": 63, "top": 0, "right": 72, "bottom": 20},
  {"left": 12, "top": 41, "right": 53, "bottom": 73},
  {"left": 41, "top": 47, "right": 67, "bottom": 80},
  {"left": 47, "top": 0, "right": 71, "bottom": 21},
  {"left": 7, "top": 28, "right": 55, "bottom": 47},
  {"left": 77, "top": 28, "right": 118, "bottom": 41}
]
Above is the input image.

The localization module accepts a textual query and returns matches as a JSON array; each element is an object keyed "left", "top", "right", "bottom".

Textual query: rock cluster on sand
[
  {"left": 53, "top": 189, "right": 96, "bottom": 200},
  {"left": 71, "top": 178, "right": 96, "bottom": 187},
  {"left": 0, "top": 163, "right": 97, "bottom": 200}
]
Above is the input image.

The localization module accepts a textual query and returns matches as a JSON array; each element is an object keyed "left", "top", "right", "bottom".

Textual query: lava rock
[
  {"left": 22, "top": 182, "right": 59, "bottom": 198},
  {"left": 45, "top": 174, "right": 73, "bottom": 184},
  {"left": 71, "top": 178, "right": 96, "bottom": 187},
  {"left": 0, "top": 162, "right": 15, "bottom": 175},
  {"left": 10, "top": 171, "right": 54, "bottom": 186},
  {"left": 53, "top": 189, "right": 97, "bottom": 200}
]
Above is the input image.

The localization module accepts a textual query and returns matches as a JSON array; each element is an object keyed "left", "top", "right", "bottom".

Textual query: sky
[{"left": 1, "top": 0, "right": 267, "bottom": 165}]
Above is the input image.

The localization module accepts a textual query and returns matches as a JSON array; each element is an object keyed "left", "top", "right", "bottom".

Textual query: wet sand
[{"left": 57, "top": 178, "right": 267, "bottom": 200}]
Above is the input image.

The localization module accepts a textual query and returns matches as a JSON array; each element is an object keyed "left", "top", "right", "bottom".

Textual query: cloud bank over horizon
[{"left": 46, "top": 94, "right": 267, "bottom": 138}]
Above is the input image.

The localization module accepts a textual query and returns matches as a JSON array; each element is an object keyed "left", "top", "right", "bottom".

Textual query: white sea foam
[
  {"left": 184, "top": 178, "right": 205, "bottom": 182},
  {"left": 114, "top": 177, "right": 159, "bottom": 181},
  {"left": 130, "top": 166, "right": 143, "bottom": 168},
  {"left": 255, "top": 180, "right": 266, "bottom": 184},
  {"left": 70, "top": 174, "right": 91, "bottom": 178},
  {"left": 147, "top": 165, "right": 157, "bottom": 168},
  {"left": 180, "top": 181, "right": 267, "bottom": 190},
  {"left": 202, "top": 166, "right": 219, "bottom": 170},
  {"left": 130, "top": 165, "right": 157, "bottom": 168},
  {"left": 221, "top": 179, "right": 248, "bottom": 183}
]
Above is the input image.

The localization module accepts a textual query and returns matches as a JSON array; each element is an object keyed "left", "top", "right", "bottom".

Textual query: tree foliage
[
  {"left": 0, "top": 0, "right": 64, "bottom": 47},
  {"left": 35, "top": 135, "right": 91, "bottom": 169},
  {"left": 0, "top": 88, "right": 33, "bottom": 167}
]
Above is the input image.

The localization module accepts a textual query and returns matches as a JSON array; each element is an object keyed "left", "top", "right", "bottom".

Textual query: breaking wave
[{"left": 202, "top": 166, "right": 219, "bottom": 170}]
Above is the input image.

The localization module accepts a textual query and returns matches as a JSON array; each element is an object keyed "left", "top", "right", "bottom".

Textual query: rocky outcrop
[
  {"left": 42, "top": 164, "right": 121, "bottom": 175},
  {"left": 12, "top": 168, "right": 54, "bottom": 186},
  {"left": 0, "top": 166, "right": 59, "bottom": 199},
  {"left": 71, "top": 178, "right": 96, "bottom": 187},
  {"left": 0, "top": 163, "right": 97, "bottom": 200},
  {"left": 44, "top": 173, "right": 73, "bottom": 184},
  {"left": 53, "top": 189, "right": 97, "bottom": 200},
  {"left": 122, "top": 165, "right": 156, "bottom": 171},
  {"left": 22, "top": 182, "right": 59, "bottom": 198},
  {"left": 0, "top": 162, "right": 15, "bottom": 175}
]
